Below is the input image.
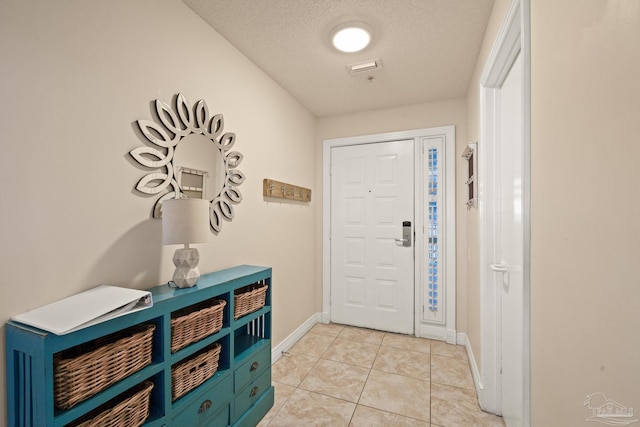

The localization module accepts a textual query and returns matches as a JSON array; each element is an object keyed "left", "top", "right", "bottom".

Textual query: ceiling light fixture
[{"left": 331, "top": 22, "right": 372, "bottom": 53}]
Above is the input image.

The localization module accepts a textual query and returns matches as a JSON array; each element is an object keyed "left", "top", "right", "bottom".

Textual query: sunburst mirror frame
[{"left": 130, "top": 93, "right": 245, "bottom": 233}]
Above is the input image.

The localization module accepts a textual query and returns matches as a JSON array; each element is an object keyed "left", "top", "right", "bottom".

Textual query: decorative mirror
[{"left": 130, "top": 93, "right": 245, "bottom": 233}]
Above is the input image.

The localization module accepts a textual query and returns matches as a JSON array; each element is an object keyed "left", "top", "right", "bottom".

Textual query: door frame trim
[
  {"left": 479, "top": 0, "right": 531, "bottom": 423},
  {"left": 322, "top": 126, "right": 456, "bottom": 339}
]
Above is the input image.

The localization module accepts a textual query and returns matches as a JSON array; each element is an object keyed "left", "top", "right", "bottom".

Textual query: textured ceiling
[{"left": 181, "top": 0, "right": 495, "bottom": 117}]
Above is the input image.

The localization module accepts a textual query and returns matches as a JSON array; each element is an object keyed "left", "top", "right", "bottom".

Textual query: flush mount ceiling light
[{"left": 331, "top": 22, "right": 372, "bottom": 53}]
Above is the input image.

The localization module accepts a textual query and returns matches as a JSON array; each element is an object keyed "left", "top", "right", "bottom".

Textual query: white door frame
[
  {"left": 322, "top": 126, "right": 456, "bottom": 340},
  {"left": 479, "top": 0, "right": 531, "bottom": 423}
]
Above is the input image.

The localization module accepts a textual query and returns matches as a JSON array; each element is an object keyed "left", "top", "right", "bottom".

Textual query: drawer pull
[
  {"left": 198, "top": 399, "right": 212, "bottom": 414},
  {"left": 250, "top": 386, "right": 259, "bottom": 397},
  {"left": 250, "top": 361, "right": 259, "bottom": 371}
]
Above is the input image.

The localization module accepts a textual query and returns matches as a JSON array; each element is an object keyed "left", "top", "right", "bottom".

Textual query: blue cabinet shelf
[{"left": 6, "top": 265, "right": 274, "bottom": 427}]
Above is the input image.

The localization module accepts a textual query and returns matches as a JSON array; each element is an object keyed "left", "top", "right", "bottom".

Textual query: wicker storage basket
[
  {"left": 171, "top": 299, "right": 226, "bottom": 353},
  {"left": 68, "top": 381, "right": 154, "bottom": 427},
  {"left": 54, "top": 323, "right": 155, "bottom": 410},
  {"left": 171, "top": 342, "right": 222, "bottom": 401},
  {"left": 234, "top": 283, "right": 268, "bottom": 319}
]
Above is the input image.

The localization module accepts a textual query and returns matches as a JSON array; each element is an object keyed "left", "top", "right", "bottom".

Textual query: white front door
[
  {"left": 495, "top": 52, "right": 524, "bottom": 427},
  {"left": 330, "top": 140, "right": 414, "bottom": 334}
]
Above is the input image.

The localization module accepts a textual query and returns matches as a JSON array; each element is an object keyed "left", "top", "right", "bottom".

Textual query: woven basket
[
  {"left": 172, "top": 342, "right": 222, "bottom": 401},
  {"left": 171, "top": 299, "right": 226, "bottom": 353},
  {"left": 53, "top": 323, "right": 155, "bottom": 410},
  {"left": 234, "top": 283, "right": 268, "bottom": 319},
  {"left": 68, "top": 381, "right": 153, "bottom": 427}
]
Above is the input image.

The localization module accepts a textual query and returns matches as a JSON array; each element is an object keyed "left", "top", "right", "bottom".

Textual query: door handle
[
  {"left": 490, "top": 263, "right": 510, "bottom": 287},
  {"left": 396, "top": 221, "right": 412, "bottom": 247},
  {"left": 489, "top": 264, "right": 508, "bottom": 272}
]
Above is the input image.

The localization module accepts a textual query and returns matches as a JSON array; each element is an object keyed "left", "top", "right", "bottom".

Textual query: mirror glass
[{"left": 173, "top": 134, "right": 225, "bottom": 201}]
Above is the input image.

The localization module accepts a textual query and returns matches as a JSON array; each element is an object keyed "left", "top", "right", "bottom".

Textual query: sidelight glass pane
[
  {"left": 428, "top": 201, "right": 438, "bottom": 311},
  {"left": 423, "top": 141, "right": 444, "bottom": 324},
  {"left": 428, "top": 148, "right": 438, "bottom": 195}
]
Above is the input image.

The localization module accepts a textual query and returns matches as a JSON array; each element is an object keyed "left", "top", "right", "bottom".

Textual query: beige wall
[
  {"left": 0, "top": 0, "right": 317, "bottom": 423},
  {"left": 315, "top": 99, "right": 469, "bottom": 332},
  {"left": 530, "top": 0, "right": 640, "bottom": 425}
]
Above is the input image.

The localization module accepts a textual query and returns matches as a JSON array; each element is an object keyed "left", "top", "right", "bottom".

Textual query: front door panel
[{"left": 330, "top": 140, "right": 414, "bottom": 334}]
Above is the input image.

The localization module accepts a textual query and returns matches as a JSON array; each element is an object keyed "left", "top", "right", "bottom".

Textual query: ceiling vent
[{"left": 347, "top": 59, "right": 382, "bottom": 75}]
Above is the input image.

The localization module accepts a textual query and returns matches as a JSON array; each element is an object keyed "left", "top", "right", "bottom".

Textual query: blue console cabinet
[{"left": 6, "top": 265, "right": 274, "bottom": 426}]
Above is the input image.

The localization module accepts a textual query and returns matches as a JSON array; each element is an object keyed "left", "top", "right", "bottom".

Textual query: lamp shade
[{"left": 162, "top": 198, "right": 211, "bottom": 245}]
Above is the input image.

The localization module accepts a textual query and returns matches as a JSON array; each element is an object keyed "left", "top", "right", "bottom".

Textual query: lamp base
[{"left": 171, "top": 247, "right": 201, "bottom": 288}]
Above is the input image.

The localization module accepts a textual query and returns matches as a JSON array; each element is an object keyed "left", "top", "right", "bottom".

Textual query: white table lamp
[{"left": 162, "top": 198, "right": 211, "bottom": 288}]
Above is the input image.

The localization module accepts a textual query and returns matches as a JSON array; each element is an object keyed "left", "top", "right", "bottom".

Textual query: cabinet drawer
[
  {"left": 174, "top": 402, "right": 229, "bottom": 427},
  {"left": 172, "top": 376, "right": 231, "bottom": 427},
  {"left": 234, "top": 345, "right": 270, "bottom": 392},
  {"left": 234, "top": 369, "right": 271, "bottom": 420}
]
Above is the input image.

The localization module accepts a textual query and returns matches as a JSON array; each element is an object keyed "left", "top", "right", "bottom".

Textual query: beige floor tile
[
  {"left": 350, "top": 405, "right": 430, "bottom": 426},
  {"left": 430, "top": 354, "right": 475, "bottom": 390},
  {"left": 338, "top": 326, "right": 385, "bottom": 345},
  {"left": 359, "top": 369, "right": 430, "bottom": 422},
  {"left": 263, "top": 325, "right": 504, "bottom": 426},
  {"left": 271, "top": 353, "right": 318, "bottom": 387},
  {"left": 382, "top": 333, "right": 431, "bottom": 354},
  {"left": 372, "top": 345, "right": 431, "bottom": 380},
  {"left": 431, "top": 382, "right": 505, "bottom": 427},
  {"left": 299, "top": 358, "right": 369, "bottom": 402},
  {"left": 430, "top": 340, "right": 467, "bottom": 359},
  {"left": 322, "top": 337, "right": 380, "bottom": 368},
  {"left": 268, "top": 388, "right": 356, "bottom": 427},
  {"left": 288, "top": 331, "right": 335, "bottom": 357},
  {"left": 310, "top": 322, "right": 345, "bottom": 337},
  {"left": 257, "top": 381, "right": 296, "bottom": 426}
]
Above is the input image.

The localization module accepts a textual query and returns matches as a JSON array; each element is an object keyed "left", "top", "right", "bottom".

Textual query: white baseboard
[
  {"left": 272, "top": 312, "right": 321, "bottom": 363},
  {"left": 321, "top": 310, "right": 330, "bottom": 324},
  {"left": 446, "top": 329, "right": 457, "bottom": 345},
  {"left": 457, "top": 332, "right": 484, "bottom": 400},
  {"left": 417, "top": 323, "right": 456, "bottom": 343}
]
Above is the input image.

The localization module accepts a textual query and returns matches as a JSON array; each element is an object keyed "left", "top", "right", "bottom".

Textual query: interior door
[
  {"left": 494, "top": 52, "right": 524, "bottom": 426},
  {"left": 330, "top": 140, "right": 414, "bottom": 334}
]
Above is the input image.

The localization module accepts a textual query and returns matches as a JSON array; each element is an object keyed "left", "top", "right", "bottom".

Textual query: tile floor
[{"left": 258, "top": 323, "right": 504, "bottom": 427}]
